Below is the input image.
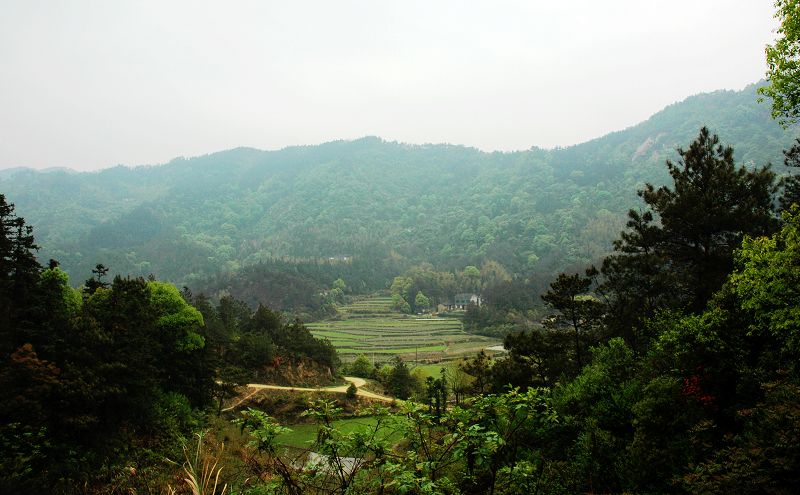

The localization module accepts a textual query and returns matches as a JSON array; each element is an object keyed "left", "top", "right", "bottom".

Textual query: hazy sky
[{"left": 0, "top": 1, "right": 779, "bottom": 171}]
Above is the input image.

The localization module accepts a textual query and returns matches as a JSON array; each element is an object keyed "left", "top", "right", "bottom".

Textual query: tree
[
  {"left": 460, "top": 350, "right": 492, "bottom": 395},
  {"left": 346, "top": 382, "right": 358, "bottom": 399},
  {"left": 641, "top": 127, "right": 777, "bottom": 309},
  {"left": 83, "top": 263, "right": 109, "bottom": 296},
  {"left": 542, "top": 271, "right": 603, "bottom": 370},
  {"left": 424, "top": 368, "right": 448, "bottom": 421},
  {"left": 780, "top": 139, "right": 800, "bottom": 211},
  {"left": 493, "top": 328, "right": 572, "bottom": 389},
  {"left": 349, "top": 353, "right": 374, "bottom": 378},
  {"left": 414, "top": 291, "right": 430, "bottom": 312},
  {"left": 479, "top": 260, "right": 512, "bottom": 291},
  {"left": 462, "top": 265, "right": 481, "bottom": 292},
  {"left": 727, "top": 206, "right": 800, "bottom": 367},
  {"left": 600, "top": 128, "right": 778, "bottom": 349},
  {"left": 760, "top": 0, "right": 800, "bottom": 126},
  {"left": 387, "top": 356, "right": 414, "bottom": 399},
  {"left": 550, "top": 338, "right": 640, "bottom": 493},
  {"left": 0, "top": 194, "right": 41, "bottom": 357},
  {"left": 446, "top": 361, "right": 472, "bottom": 405}
]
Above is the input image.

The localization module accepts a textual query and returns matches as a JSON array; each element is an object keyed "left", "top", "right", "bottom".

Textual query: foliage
[
  {"left": 348, "top": 354, "right": 375, "bottom": 378},
  {"left": 459, "top": 350, "right": 493, "bottom": 395},
  {"left": 346, "top": 382, "right": 358, "bottom": 399},
  {"left": 541, "top": 270, "right": 603, "bottom": 371},
  {"left": 387, "top": 356, "right": 415, "bottom": 400},
  {"left": 185, "top": 293, "right": 340, "bottom": 392},
  {"left": 235, "top": 388, "right": 558, "bottom": 495},
  {"left": 600, "top": 127, "right": 778, "bottom": 357},
  {"left": 760, "top": 0, "right": 800, "bottom": 126},
  {"left": 728, "top": 206, "right": 800, "bottom": 364},
  {"left": 0, "top": 197, "right": 225, "bottom": 491},
  {"left": 2, "top": 84, "right": 795, "bottom": 302},
  {"left": 238, "top": 401, "right": 394, "bottom": 495},
  {"left": 680, "top": 379, "right": 800, "bottom": 494},
  {"left": 177, "top": 432, "right": 229, "bottom": 495}
]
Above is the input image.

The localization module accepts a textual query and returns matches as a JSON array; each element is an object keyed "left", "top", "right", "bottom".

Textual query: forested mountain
[{"left": 2, "top": 83, "right": 796, "bottom": 295}]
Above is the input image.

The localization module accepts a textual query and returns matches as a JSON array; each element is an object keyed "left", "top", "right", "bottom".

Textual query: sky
[{"left": 0, "top": 0, "right": 780, "bottom": 171}]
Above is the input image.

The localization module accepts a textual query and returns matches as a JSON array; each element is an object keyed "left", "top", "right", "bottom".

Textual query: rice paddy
[{"left": 307, "top": 296, "right": 501, "bottom": 363}]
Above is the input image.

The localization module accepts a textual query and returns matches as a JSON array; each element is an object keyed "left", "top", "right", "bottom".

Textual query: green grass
[
  {"left": 276, "top": 416, "right": 402, "bottom": 449},
  {"left": 412, "top": 363, "right": 451, "bottom": 379}
]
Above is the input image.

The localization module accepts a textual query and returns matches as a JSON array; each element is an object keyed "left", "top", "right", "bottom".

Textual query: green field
[
  {"left": 411, "top": 363, "right": 453, "bottom": 379},
  {"left": 307, "top": 296, "right": 500, "bottom": 363},
  {"left": 276, "top": 416, "right": 401, "bottom": 449}
]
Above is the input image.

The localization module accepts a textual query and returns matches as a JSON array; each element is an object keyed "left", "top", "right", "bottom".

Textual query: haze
[{"left": 0, "top": 0, "right": 778, "bottom": 171}]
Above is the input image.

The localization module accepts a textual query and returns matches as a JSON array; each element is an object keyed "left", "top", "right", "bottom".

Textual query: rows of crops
[{"left": 307, "top": 296, "right": 500, "bottom": 362}]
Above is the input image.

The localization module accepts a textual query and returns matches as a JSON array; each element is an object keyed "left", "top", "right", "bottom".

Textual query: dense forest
[
  {"left": 0, "top": 195, "right": 338, "bottom": 491},
  {"left": 1, "top": 83, "right": 797, "bottom": 304}
]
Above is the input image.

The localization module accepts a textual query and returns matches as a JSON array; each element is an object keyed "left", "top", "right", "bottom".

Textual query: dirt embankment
[{"left": 223, "top": 376, "right": 394, "bottom": 414}]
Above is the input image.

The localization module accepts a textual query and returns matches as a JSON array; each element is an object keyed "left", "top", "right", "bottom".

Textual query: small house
[{"left": 444, "top": 293, "right": 482, "bottom": 310}]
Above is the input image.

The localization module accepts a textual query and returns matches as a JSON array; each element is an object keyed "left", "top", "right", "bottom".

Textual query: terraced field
[{"left": 307, "top": 296, "right": 501, "bottom": 363}]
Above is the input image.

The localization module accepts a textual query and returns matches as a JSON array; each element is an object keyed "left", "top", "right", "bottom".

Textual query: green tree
[
  {"left": 424, "top": 368, "right": 448, "bottom": 421},
  {"left": 780, "top": 140, "right": 800, "bottom": 211},
  {"left": 550, "top": 338, "right": 640, "bottom": 493},
  {"left": 460, "top": 350, "right": 493, "bottom": 395},
  {"left": 760, "top": 0, "right": 800, "bottom": 126},
  {"left": 493, "top": 328, "right": 571, "bottom": 389},
  {"left": 414, "top": 291, "right": 430, "bottom": 312},
  {"left": 542, "top": 271, "right": 603, "bottom": 370},
  {"left": 600, "top": 128, "right": 778, "bottom": 351},
  {"left": 346, "top": 381, "right": 358, "bottom": 399},
  {"left": 479, "top": 260, "right": 512, "bottom": 291},
  {"left": 0, "top": 194, "right": 42, "bottom": 357},
  {"left": 349, "top": 353, "right": 374, "bottom": 378},
  {"left": 462, "top": 265, "right": 481, "bottom": 292},
  {"left": 391, "top": 293, "right": 411, "bottom": 314},
  {"left": 388, "top": 356, "right": 414, "bottom": 399},
  {"left": 727, "top": 206, "right": 800, "bottom": 368}
]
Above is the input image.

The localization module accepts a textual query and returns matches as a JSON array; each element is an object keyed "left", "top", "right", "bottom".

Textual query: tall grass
[{"left": 168, "top": 432, "right": 228, "bottom": 495}]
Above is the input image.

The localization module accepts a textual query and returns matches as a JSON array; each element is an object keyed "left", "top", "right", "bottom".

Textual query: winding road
[{"left": 223, "top": 376, "right": 394, "bottom": 412}]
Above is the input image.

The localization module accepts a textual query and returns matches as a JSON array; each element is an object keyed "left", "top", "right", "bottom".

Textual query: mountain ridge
[
  {"left": 1, "top": 83, "right": 777, "bottom": 176},
  {"left": 1, "top": 82, "right": 795, "bottom": 294}
]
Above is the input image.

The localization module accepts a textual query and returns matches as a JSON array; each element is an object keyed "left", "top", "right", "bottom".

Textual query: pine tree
[
  {"left": 600, "top": 128, "right": 778, "bottom": 347},
  {"left": 541, "top": 270, "right": 603, "bottom": 370},
  {"left": 780, "top": 138, "right": 800, "bottom": 211},
  {"left": 0, "top": 194, "right": 42, "bottom": 357}
]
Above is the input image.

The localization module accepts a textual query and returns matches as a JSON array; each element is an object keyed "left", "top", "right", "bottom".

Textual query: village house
[{"left": 442, "top": 293, "right": 482, "bottom": 311}]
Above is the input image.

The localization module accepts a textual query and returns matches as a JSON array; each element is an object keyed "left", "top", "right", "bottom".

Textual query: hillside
[{"left": 2, "top": 83, "right": 796, "bottom": 295}]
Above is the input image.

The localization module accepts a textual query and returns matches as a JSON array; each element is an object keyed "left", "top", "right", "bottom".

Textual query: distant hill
[{"left": 2, "top": 82, "right": 796, "bottom": 294}]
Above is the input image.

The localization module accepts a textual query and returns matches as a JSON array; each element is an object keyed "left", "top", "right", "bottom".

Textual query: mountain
[{"left": 1, "top": 82, "right": 796, "bottom": 294}]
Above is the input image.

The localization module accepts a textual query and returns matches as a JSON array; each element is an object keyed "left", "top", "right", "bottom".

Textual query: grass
[
  {"left": 411, "top": 363, "right": 451, "bottom": 379},
  {"left": 276, "top": 416, "right": 402, "bottom": 449},
  {"left": 307, "top": 295, "right": 501, "bottom": 363}
]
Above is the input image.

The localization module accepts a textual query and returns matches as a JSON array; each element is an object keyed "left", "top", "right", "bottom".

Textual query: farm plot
[{"left": 307, "top": 296, "right": 500, "bottom": 362}]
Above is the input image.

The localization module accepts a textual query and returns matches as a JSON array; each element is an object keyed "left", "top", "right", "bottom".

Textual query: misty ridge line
[{"left": 1, "top": 82, "right": 771, "bottom": 174}]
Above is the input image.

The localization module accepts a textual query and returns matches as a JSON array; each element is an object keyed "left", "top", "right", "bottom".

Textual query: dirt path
[{"left": 223, "top": 376, "right": 394, "bottom": 412}]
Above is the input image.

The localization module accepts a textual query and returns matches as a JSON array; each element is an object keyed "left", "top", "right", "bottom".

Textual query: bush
[{"left": 346, "top": 382, "right": 358, "bottom": 399}]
